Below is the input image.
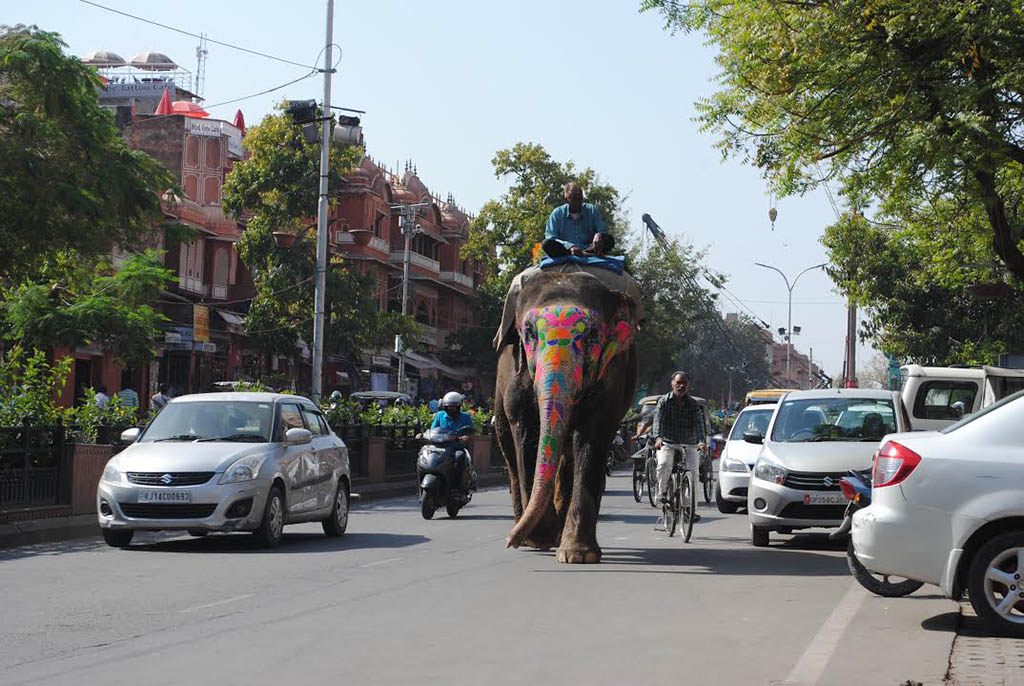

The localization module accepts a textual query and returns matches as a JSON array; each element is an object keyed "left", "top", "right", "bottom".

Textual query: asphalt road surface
[{"left": 1, "top": 468, "right": 958, "bottom": 686}]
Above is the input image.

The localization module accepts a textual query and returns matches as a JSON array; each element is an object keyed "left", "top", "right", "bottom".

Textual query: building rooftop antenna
[{"left": 194, "top": 33, "right": 208, "bottom": 99}]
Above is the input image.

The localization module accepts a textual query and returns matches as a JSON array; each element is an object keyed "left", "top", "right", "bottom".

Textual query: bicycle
[
  {"left": 630, "top": 437, "right": 656, "bottom": 504},
  {"left": 699, "top": 448, "right": 716, "bottom": 505},
  {"left": 662, "top": 458, "right": 696, "bottom": 542}
]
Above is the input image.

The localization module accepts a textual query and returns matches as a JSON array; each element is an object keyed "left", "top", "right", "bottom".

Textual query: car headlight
[
  {"left": 721, "top": 456, "right": 748, "bottom": 473},
  {"left": 753, "top": 459, "right": 787, "bottom": 485},
  {"left": 219, "top": 455, "right": 267, "bottom": 484},
  {"left": 102, "top": 462, "right": 122, "bottom": 484}
]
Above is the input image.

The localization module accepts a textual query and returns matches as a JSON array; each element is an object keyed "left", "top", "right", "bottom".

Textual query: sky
[{"left": 18, "top": 0, "right": 876, "bottom": 380}]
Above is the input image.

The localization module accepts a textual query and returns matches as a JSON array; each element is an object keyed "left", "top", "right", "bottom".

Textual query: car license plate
[
  {"left": 138, "top": 490, "right": 192, "bottom": 503},
  {"left": 804, "top": 493, "right": 845, "bottom": 505}
]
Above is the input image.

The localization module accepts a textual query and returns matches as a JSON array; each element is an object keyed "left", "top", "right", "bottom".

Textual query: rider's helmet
[
  {"left": 441, "top": 391, "right": 464, "bottom": 409},
  {"left": 329, "top": 390, "right": 343, "bottom": 403}
]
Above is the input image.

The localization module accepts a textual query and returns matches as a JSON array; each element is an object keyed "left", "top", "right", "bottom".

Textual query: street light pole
[
  {"left": 311, "top": 0, "right": 334, "bottom": 404},
  {"left": 391, "top": 202, "right": 431, "bottom": 395},
  {"left": 755, "top": 262, "right": 826, "bottom": 386}
]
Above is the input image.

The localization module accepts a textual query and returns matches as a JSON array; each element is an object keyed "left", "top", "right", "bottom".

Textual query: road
[{"left": 1, "top": 468, "right": 958, "bottom": 686}]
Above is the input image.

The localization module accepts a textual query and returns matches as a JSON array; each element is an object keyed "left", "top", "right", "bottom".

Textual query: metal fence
[
  {"left": 0, "top": 423, "right": 66, "bottom": 512},
  {"left": 382, "top": 424, "right": 422, "bottom": 476},
  {"left": 334, "top": 423, "right": 367, "bottom": 479}
]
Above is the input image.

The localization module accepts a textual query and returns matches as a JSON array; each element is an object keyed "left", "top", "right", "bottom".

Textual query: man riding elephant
[{"left": 493, "top": 262, "right": 640, "bottom": 563}]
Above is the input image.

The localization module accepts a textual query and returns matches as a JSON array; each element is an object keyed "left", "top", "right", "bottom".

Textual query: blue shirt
[
  {"left": 430, "top": 410, "right": 474, "bottom": 434},
  {"left": 545, "top": 203, "right": 607, "bottom": 252}
]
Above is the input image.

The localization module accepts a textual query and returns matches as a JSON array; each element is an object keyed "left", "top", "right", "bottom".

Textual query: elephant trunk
[{"left": 505, "top": 305, "right": 591, "bottom": 549}]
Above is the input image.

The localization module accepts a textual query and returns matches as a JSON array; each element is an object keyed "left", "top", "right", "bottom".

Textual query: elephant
[{"left": 493, "top": 268, "right": 638, "bottom": 563}]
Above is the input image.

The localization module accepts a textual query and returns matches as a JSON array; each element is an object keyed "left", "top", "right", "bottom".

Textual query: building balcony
[
  {"left": 335, "top": 231, "right": 389, "bottom": 254},
  {"left": 390, "top": 251, "right": 440, "bottom": 273},
  {"left": 440, "top": 271, "right": 473, "bottom": 289}
]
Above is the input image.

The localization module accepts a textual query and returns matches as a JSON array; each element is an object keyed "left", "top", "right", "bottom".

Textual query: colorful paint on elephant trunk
[{"left": 506, "top": 305, "right": 634, "bottom": 549}]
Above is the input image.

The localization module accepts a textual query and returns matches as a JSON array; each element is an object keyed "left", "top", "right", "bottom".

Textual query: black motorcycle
[
  {"left": 417, "top": 426, "right": 476, "bottom": 520},
  {"left": 831, "top": 468, "right": 924, "bottom": 597}
]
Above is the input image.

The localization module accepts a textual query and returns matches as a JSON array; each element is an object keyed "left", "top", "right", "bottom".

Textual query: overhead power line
[{"left": 79, "top": 1, "right": 320, "bottom": 71}]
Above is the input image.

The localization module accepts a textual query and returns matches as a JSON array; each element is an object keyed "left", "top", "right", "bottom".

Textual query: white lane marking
[
  {"left": 179, "top": 594, "right": 253, "bottom": 614},
  {"left": 360, "top": 557, "right": 400, "bottom": 568},
  {"left": 784, "top": 582, "right": 867, "bottom": 685}
]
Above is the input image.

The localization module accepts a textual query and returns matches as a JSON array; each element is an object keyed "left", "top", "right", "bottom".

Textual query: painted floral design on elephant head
[{"left": 519, "top": 306, "right": 635, "bottom": 487}]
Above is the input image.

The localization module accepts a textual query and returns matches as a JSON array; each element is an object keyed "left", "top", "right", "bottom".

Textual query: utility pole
[
  {"left": 311, "top": 0, "right": 334, "bottom": 404},
  {"left": 391, "top": 202, "right": 430, "bottom": 394},
  {"left": 755, "top": 262, "right": 825, "bottom": 386},
  {"left": 845, "top": 300, "right": 858, "bottom": 387}
]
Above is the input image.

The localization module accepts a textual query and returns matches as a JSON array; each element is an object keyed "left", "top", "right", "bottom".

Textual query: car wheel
[
  {"left": 187, "top": 529, "right": 208, "bottom": 537},
  {"left": 254, "top": 485, "right": 285, "bottom": 548},
  {"left": 322, "top": 480, "right": 349, "bottom": 538},
  {"left": 968, "top": 531, "right": 1024, "bottom": 637},
  {"left": 847, "top": 540, "right": 923, "bottom": 597},
  {"left": 102, "top": 529, "right": 133, "bottom": 548},
  {"left": 751, "top": 525, "right": 769, "bottom": 547},
  {"left": 715, "top": 483, "right": 739, "bottom": 514}
]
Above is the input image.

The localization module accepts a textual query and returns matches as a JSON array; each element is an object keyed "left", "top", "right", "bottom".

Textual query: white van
[{"left": 900, "top": 364, "right": 1024, "bottom": 431}]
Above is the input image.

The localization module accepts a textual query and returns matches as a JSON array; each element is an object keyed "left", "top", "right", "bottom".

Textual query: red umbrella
[
  {"left": 171, "top": 100, "right": 209, "bottom": 118},
  {"left": 154, "top": 88, "right": 173, "bottom": 116},
  {"left": 232, "top": 109, "right": 246, "bottom": 133}
]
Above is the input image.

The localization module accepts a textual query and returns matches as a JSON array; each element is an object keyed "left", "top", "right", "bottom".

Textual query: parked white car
[
  {"left": 852, "top": 390, "right": 1024, "bottom": 637},
  {"left": 715, "top": 404, "right": 776, "bottom": 514},
  {"left": 900, "top": 363, "right": 1024, "bottom": 431},
  {"left": 747, "top": 389, "right": 908, "bottom": 547},
  {"left": 97, "top": 393, "right": 350, "bottom": 549}
]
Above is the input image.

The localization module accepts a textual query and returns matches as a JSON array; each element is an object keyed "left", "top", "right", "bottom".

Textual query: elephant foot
[{"left": 556, "top": 544, "right": 601, "bottom": 564}]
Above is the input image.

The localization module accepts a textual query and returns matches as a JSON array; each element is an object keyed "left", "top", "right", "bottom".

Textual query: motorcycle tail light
[
  {"left": 838, "top": 479, "right": 857, "bottom": 501},
  {"left": 873, "top": 440, "right": 921, "bottom": 488}
]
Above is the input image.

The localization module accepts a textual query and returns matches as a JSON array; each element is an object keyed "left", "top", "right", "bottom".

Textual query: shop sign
[
  {"left": 193, "top": 305, "right": 210, "bottom": 343},
  {"left": 164, "top": 332, "right": 182, "bottom": 344},
  {"left": 99, "top": 79, "right": 172, "bottom": 100},
  {"left": 185, "top": 118, "right": 243, "bottom": 157},
  {"left": 193, "top": 342, "right": 217, "bottom": 353},
  {"left": 371, "top": 355, "right": 391, "bottom": 367}
]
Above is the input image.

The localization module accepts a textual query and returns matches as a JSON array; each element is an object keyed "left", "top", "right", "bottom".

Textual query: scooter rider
[
  {"left": 652, "top": 371, "right": 706, "bottom": 522},
  {"left": 430, "top": 391, "right": 475, "bottom": 490}
]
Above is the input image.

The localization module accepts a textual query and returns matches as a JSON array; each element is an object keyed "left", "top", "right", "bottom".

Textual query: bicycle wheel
[
  {"left": 680, "top": 471, "right": 695, "bottom": 543},
  {"left": 664, "top": 474, "right": 679, "bottom": 537},
  {"left": 632, "top": 465, "right": 643, "bottom": 502},
  {"left": 646, "top": 454, "right": 658, "bottom": 508},
  {"left": 702, "top": 455, "right": 715, "bottom": 504}
]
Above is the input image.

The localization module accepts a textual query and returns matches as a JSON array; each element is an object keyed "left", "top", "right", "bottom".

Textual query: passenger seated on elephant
[
  {"left": 429, "top": 391, "right": 475, "bottom": 490},
  {"left": 542, "top": 182, "right": 615, "bottom": 259}
]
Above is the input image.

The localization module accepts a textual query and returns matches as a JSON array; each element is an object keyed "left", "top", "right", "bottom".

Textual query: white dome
[{"left": 130, "top": 51, "right": 177, "bottom": 71}]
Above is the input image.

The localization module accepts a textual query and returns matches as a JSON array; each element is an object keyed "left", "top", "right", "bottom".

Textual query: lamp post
[{"left": 755, "top": 262, "right": 825, "bottom": 386}]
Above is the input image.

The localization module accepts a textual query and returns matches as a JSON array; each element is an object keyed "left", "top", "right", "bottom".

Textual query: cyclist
[{"left": 652, "top": 371, "right": 707, "bottom": 522}]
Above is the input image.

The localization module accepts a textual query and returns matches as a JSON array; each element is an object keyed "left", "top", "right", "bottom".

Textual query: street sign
[{"left": 371, "top": 355, "right": 391, "bottom": 367}]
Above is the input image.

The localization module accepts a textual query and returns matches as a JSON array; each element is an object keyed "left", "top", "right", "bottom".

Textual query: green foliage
[
  {"left": 222, "top": 106, "right": 419, "bottom": 376},
  {"left": 463, "top": 142, "right": 626, "bottom": 295},
  {"left": 2, "top": 251, "right": 174, "bottom": 367},
  {"left": 65, "top": 390, "right": 138, "bottom": 444},
  {"left": 0, "top": 26, "right": 176, "bottom": 282},
  {"left": 0, "top": 347, "right": 70, "bottom": 426},
  {"left": 642, "top": 0, "right": 1024, "bottom": 283}
]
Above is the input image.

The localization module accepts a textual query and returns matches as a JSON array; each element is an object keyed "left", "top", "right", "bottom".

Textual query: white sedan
[
  {"left": 715, "top": 404, "right": 775, "bottom": 513},
  {"left": 853, "top": 390, "right": 1024, "bottom": 637}
]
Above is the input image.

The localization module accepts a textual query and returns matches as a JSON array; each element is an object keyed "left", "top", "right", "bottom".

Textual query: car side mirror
[
  {"left": 951, "top": 401, "right": 966, "bottom": 419},
  {"left": 284, "top": 427, "right": 312, "bottom": 445},
  {"left": 743, "top": 430, "right": 764, "bottom": 445},
  {"left": 121, "top": 427, "right": 141, "bottom": 444}
]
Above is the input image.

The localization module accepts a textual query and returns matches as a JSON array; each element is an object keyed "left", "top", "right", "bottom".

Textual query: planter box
[
  {"left": 469, "top": 435, "right": 491, "bottom": 474},
  {"left": 68, "top": 443, "right": 113, "bottom": 515}
]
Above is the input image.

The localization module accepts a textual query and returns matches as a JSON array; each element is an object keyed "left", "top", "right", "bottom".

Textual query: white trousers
[{"left": 656, "top": 442, "right": 698, "bottom": 499}]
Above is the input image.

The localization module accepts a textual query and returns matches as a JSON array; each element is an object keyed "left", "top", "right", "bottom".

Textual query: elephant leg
[
  {"left": 494, "top": 406, "right": 522, "bottom": 520},
  {"left": 556, "top": 411, "right": 614, "bottom": 564}
]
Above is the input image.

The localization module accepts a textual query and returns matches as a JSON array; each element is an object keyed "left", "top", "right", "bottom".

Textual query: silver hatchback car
[{"left": 97, "top": 393, "right": 350, "bottom": 548}]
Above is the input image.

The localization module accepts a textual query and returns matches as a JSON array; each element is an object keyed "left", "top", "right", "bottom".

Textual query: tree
[
  {"left": 0, "top": 26, "right": 175, "bottom": 282},
  {"left": 642, "top": 1, "right": 1024, "bottom": 283},
  {"left": 2, "top": 251, "right": 174, "bottom": 368},
  {"left": 222, "top": 106, "right": 418, "bottom": 382},
  {"left": 858, "top": 352, "right": 891, "bottom": 390}
]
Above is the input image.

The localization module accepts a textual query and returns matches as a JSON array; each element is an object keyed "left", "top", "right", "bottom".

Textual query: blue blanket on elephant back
[{"left": 539, "top": 254, "right": 625, "bottom": 274}]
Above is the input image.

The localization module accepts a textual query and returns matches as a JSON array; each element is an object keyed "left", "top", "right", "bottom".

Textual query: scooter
[
  {"left": 832, "top": 468, "right": 924, "bottom": 597},
  {"left": 417, "top": 426, "right": 476, "bottom": 520}
]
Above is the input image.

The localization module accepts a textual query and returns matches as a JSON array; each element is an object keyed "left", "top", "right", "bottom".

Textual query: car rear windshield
[
  {"left": 770, "top": 397, "right": 896, "bottom": 443},
  {"left": 140, "top": 401, "right": 274, "bottom": 442},
  {"left": 728, "top": 409, "right": 773, "bottom": 440},
  {"left": 940, "top": 389, "right": 1024, "bottom": 434}
]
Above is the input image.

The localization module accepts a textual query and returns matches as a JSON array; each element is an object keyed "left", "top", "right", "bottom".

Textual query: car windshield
[
  {"left": 140, "top": 401, "right": 274, "bottom": 442},
  {"left": 728, "top": 409, "right": 773, "bottom": 440},
  {"left": 770, "top": 397, "right": 896, "bottom": 442}
]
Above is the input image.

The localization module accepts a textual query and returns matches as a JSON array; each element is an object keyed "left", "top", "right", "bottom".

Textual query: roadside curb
[{"left": 0, "top": 472, "right": 510, "bottom": 550}]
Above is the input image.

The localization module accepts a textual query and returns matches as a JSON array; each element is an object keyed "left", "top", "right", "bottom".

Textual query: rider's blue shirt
[
  {"left": 430, "top": 410, "right": 474, "bottom": 433},
  {"left": 545, "top": 203, "right": 607, "bottom": 251}
]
